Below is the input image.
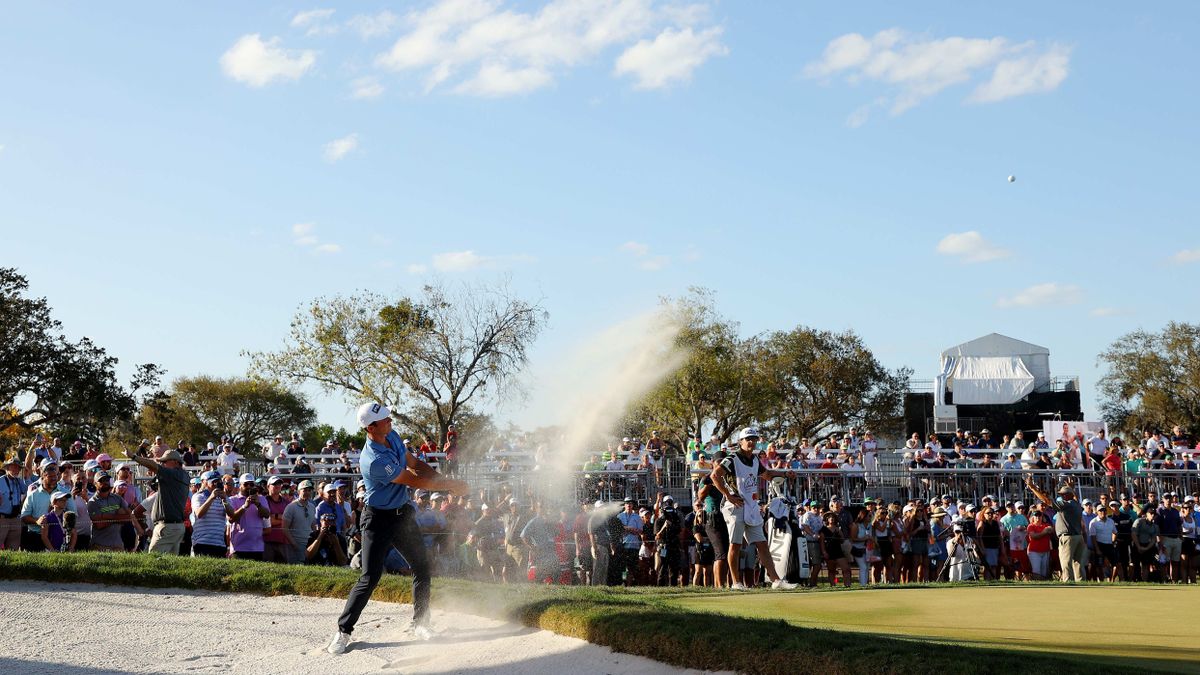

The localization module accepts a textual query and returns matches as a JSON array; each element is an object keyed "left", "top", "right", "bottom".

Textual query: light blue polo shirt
[
  {"left": 21, "top": 484, "right": 76, "bottom": 533},
  {"left": 360, "top": 429, "right": 410, "bottom": 510}
]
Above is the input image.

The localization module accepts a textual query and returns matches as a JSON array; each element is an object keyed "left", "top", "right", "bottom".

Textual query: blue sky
[{"left": 2, "top": 2, "right": 1197, "bottom": 431}]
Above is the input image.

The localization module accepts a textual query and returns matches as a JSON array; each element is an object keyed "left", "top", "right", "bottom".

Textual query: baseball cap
[
  {"left": 622, "top": 496, "right": 633, "bottom": 504},
  {"left": 738, "top": 427, "right": 761, "bottom": 441},
  {"left": 331, "top": 480, "right": 347, "bottom": 489},
  {"left": 96, "top": 453, "right": 112, "bottom": 463},
  {"left": 431, "top": 492, "right": 445, "bottom": 500},
  {"left": 159, "top": 450, "right": 182, "bottom": 463},
  {"left": 1014, "top": 501, "right": 1024, "bottom": 508},
  {"left": 239, "top": 473, "right": 255, "bottom": 484},
  {"left": 3, "top": 455, "right": 20, "bottom": 466},
  {"left": 51, "top": 490, "right": 70, "bottom": 501},
  {"left": 94, "top": 471, "right": 112, "bottom": 482},
  {"left": 1082, "top": 498, "right": 1093, "bottom": 505},
  {"left": 38, "top": 458, "right": 58, "bottom": 471},
  {"left": 190, "top": 477, "right": 202, "bottom": 486},
  {"left": 321, "top": 484, "right": 336, "bottom": 494},
  {"left": 83, "top": 459, "right": 99, "bottom": 471},
  {"left": 357, "top": 402, "right": 391, "bottom": 429},
  {"left": 952, "top": 524, "right": 963, "bottom": 532},
  {"left": 267, "top": 476, "right": 283, "bottom": 485},
  {"left": 297, "top": 479, "right": 314, "bottom": 489},
  {"left": 207, "top": 442, "right": 215, "bottom": 450}
]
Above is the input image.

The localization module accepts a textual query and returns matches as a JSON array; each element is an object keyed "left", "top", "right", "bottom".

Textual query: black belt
[{"left": 157, "top": 519, "right": 183, "bottom": 524}]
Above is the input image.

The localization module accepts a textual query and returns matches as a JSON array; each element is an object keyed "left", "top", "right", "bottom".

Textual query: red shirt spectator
[{"left": 1027, "top": 519, "right": 1052, "bottom": 553}]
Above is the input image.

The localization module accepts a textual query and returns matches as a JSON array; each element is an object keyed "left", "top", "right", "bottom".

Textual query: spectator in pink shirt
[
  {"left": 262, "top": 476, "right": 292, "bottom": 563},
  {"left": 227, "top": 473, "right": 270, "bottom": 561}
]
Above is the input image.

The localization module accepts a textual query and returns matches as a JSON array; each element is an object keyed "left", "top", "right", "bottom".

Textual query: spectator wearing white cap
[
  {"left": 39, "top": 491, "right": 75, "bottom": 552},
  {"left": 228, "top": 473, "right": 270, "bottom": 560},
  {"left": 262, "top": 476, "right": 293, "bottom": 563},
  {"left": 20, "top": 459, "right": 75, "bottom": 552},
  {"left": 283, "top": 479, "right": 318, "bottom": 563}
]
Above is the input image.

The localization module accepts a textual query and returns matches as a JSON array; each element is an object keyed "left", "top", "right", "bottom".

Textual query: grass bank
[{"left": 0, "top": 552, "right": 1177, "bottom": 674}]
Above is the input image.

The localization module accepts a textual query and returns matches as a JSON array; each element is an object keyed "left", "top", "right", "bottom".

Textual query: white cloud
[
  {"left": 614, "top": 26, "right": 727, "bottom": 89},
  {"left": 935, "top": 231, "right": 1011, "bottom": 263},
  {"left": 350, "top": 76, "right": 385, "bottom": 99},
  {"left": 970, "top": 45, "right": 1070, "bottom": 103},
  {"left": 220, "top": 34, "right": 317, "bottom": 87},
  {"left": 292, "top": 9, "right": 337, "bottom": 35},
  {"left": 620, "top": 241, "right": 650, "bottom": 256},
  {"left": 406, "top": 250, "right": 534, "bottom": 273},
  {"left": 376, "top": 0, "right": 724, "bottom": 96},
  {"left": 323, "top": 133, "right": 359, "bottom": 162},
  {"left": 639, "top": 255, "right": 670, "bottom": 271},
  {"left": 1170, "top": 248, "right": 1200, "bottom": 264},
  {"left": 805, "top": 29, "right": 1070, "bottom": 118},
  {"left": 619, "top": 240, "right": 669, "bottom": 271},
  {"left": 291, "top": 222, "right": 340, "bottom": 254},
  {"left": 347, "top": 11, "right": 401, "bottom": 39},
  {"left": 996, "top": 282, "right": 1082, "bottom": 308}
]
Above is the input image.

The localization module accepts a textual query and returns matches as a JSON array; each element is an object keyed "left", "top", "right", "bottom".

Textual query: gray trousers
[{"left": 591, "top": 544, "right": 609, "bottom": 586}]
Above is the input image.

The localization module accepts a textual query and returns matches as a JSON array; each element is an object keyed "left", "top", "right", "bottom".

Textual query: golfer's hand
[{"left": 727, "top": 494, "right": 744, "bottom": 508}]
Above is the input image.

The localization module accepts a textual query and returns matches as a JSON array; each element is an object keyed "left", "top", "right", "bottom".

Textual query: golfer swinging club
[{"left": 328, "top": 402, "right": 467, "bottom": 655}]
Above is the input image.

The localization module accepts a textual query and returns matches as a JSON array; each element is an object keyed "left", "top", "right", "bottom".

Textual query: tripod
[{"left": 936, "top": 530, "right": 986, "bottom": 582}]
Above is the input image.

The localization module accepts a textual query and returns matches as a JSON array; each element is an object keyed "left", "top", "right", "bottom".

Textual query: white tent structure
[{"left": 935, "top": 334, "right": 1051, "bottom": 407}]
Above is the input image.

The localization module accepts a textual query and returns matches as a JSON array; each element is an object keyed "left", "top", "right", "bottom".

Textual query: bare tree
[{"left": 248, "top": 280, "right": 545, "bottom": 445}]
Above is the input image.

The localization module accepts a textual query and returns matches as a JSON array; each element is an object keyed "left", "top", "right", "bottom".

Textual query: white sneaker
[
  {"left": 326, "top": 631, "right": 351, "bottom": 655},
  {"left": 410, "top": 624, "right": 436, "bottom": 641},
  {"left": 729, "top": 582, "right": 749, "bottom": 591},
  {"left": 771, "top": 579, "right": 798, "bottom": 590}
]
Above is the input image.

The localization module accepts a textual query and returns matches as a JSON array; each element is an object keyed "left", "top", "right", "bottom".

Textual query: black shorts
[
  {"left": 1184, "top": 538, "right": 1198, "bottom": 557},
  {"left": 875, "top": 538, "right": 893, "bottom": 558},
  {"left": 1136, "top": 548, "right": 1157, "bottom": 566},
  {"left": 1115, "top": 540, "right": 1130, "bottom": 565},
  {"left": 698, "top": 543, "right": 715, "bottom": 565},
  {"left": 1096, "top": 542, "right": 1117, "bottom": 565},
  {"left": 704, "top": 511, "right": 729, "bottom": 561}
]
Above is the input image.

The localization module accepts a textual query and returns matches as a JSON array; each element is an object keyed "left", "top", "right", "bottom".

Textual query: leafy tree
[
  {"left": 758, "top": 327, "right": 910, "bottom": 440},
  {"left": 0, "top": 267, "right": 162, "bottom": 438},
  {"left": 1098, "top": 322, "right": 1200, "bottom": 435},
  {"left": 300, "top": 424, "right": 366, "bottom": 454},
  {"left": 632, "top": 289, "right": 772, "bottom": 450},
  {"left": 248, "top": 281, "right": 545, "bottom": 447},
  {"left": 159, "top": 376, "right": 316, "bottom": 454}
]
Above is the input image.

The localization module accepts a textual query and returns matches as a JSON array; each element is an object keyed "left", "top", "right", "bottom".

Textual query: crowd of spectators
[{"left": 5, "top": 424, "right": 1200, "bottom": 591}]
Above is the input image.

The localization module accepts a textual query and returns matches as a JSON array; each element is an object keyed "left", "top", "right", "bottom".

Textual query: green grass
[{"left": 0, "top": 552, "right": 1190, "bottom": 674}]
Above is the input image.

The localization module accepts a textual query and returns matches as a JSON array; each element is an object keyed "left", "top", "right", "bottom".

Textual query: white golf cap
[
  {"left": 357, "top": 402, "right": 391, "bottom": 428},
  {"left": 239, "top": 473, "right": 255, "bottom": 484},
  {"left": 738, "top": 427, "right": 760, "bottom": 441}
]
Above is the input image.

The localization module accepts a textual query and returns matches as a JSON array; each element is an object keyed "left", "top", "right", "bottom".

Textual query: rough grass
[{"left": 0, "top": 552, "right": 1184, "bottom": 674}]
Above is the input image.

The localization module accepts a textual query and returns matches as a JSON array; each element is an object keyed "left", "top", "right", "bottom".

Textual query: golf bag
[{"left": 766, "top": 497, "right": 810, "bottom": 581}]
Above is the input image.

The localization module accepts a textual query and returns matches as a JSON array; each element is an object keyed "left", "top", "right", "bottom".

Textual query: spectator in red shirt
[
  {"left": 262, "top": 476, "right": 292, "bottom": 563},
  {"left": 1026, "top": 511, "right": 1053, "bottom": 580}
]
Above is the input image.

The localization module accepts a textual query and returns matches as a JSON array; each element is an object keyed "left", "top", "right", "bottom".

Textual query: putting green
[{"left": 666, "top": 585, "right": 1200, "bottom": 672}]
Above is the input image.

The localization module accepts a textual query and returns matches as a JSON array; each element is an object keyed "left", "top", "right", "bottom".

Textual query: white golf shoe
[
  {"left": 326, "top": 630, "right": 351, "bottom": 655},
  {"left": 729, "top": 582, "right": 749, "bottom": 591},
  {"left": 410, "top": 624, "right": 437, "bottom": 641},
  {"left": 771, "top": 579, "right": 798, "bottom": 590}
]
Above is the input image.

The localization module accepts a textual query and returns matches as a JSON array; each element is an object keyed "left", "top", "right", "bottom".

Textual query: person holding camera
[
  {"left": 327, "top": 402, "right": 467, "bottom": 655},
  {"left": 190, "top": 471, "right": 234, "bottom": 557},
  {"left": 307, "top": 512, "right": 348, "bottom": 566},
  {"left": 1, "top": 454, "right": 33, "bottom": 550},
  {"left": 21, "top": 458, "right": 75, "bottom": 552},
  {"left": 228, "top": 473, "right": 270, "bottom": 560}
]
